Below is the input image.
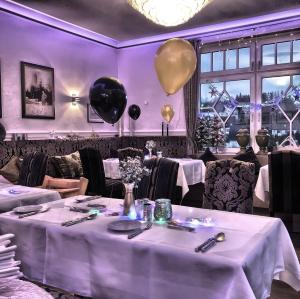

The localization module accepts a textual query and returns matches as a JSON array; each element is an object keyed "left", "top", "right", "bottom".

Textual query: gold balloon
[
  {"left": 154, "top": 38, "right": 197, "bottom": 95},
  {"left": 161, "top": 104, "right": 175, "bottom": 123}
]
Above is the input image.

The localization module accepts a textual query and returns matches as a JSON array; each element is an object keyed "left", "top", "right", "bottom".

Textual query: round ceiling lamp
[{"left": 127, "top": 0, "right": 211, "bottom": 27}]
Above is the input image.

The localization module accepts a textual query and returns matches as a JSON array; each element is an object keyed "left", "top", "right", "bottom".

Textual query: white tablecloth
[
  {"left": 0, "top": 185, "right": 61, "bottom": 212},
  {"left": 0, "top": 196, "right": 299, "bottom": 299},
  {"left": 254, "top": 165, "right": 269, "bottom": 204},
  {"left": 103, "top": 158, "right": 206, "bottom": 197}
]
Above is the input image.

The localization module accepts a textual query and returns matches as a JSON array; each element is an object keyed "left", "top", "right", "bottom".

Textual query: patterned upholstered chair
[
  {"left": 136, "top": 158, "right": 179, "bottom": 203},
  {"left": 202, "top": 159, "right": 256, "bottom": 214},
  {"left": 18, "top": 152, "right": 48, "bottom": 187},
  {"left": 79, "top": 148, "right": 124, "bottom": 198},
  {"left": 117, "top": 147, "right": 144, "bottom": 161}
]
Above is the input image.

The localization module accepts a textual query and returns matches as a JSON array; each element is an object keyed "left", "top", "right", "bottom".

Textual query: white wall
[
  {"left": 0, "top": 11, "right": 119, "bottom": 139},
  {"left": 117, "top": 43, "right": 186, "bottom": 136}
]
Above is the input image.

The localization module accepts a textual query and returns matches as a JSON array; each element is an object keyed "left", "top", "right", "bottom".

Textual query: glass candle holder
[{"left": 154, "top": 198, "right": 172, "bottom": 222}]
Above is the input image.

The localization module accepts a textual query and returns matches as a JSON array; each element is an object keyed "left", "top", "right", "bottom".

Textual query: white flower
[{"left": 119, "top": 156, "right": 151, "bottom": 186}]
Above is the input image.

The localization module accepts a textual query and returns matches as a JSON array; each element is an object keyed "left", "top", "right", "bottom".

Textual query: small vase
[
  {"left": 236, "top": 128, "right": 250, "bottom": 153},
  {"left": 255, "top": 128, "right": 270, "bottom": 155},
  {"left": 123, "top": 183, "right": 136, "bottom": 218},
  {"left": 148, "top": 148, "right": 152, "bottom": 159}
]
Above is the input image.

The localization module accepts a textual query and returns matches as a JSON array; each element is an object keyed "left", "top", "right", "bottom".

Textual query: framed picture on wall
[
  {"left": 87, "top": 104, "right": 104, "bottom": 123},
  {"left": 21, "top": 62, "right": 55, "bottom": 119}
]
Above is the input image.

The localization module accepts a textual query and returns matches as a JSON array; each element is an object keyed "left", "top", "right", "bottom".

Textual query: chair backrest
[
  {"left": 203, "top": 159, "right": 255, "bottom": 214},
  {"left": 18, "top": 152, "right": 48, "bottom": 187},
  {"left": 79, "top": 148, "right": 106, "bottom": 196},
  {"left": 269, "top": 150, "right": 300, "bottom": 215},
  {"left": 117, "top": 147, "right": 143, "bottom": 161},
  {"left": 42, "top": 175, "right": 88, "bottom": 198},
  {"left": 137, "top": 158, "right": 179, "bottom": 202},
  {"left": 135, "top": 158, "right": 157, "bottom": 199}
]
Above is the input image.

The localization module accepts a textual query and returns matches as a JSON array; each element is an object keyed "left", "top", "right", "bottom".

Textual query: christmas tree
[
  {"left": 210, "top": 115, "right": 225, "bottom": 150},
  {"left": 194, "top": 116, "right": 210, "bottom": 151}
]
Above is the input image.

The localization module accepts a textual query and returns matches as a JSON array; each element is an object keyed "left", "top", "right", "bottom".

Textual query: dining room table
[
  {"left": 0, "top": 195, "right": 299, "bottom": 299},
  {"left": 0, "top": 183, "right": 61, "bottom": 213},
  {"left": 103, "top": 157, "right": 206, "bottom": 197}
]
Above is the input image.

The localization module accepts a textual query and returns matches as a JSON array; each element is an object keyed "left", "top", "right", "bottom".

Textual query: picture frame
[
  {"left": 87, "top": 104, "right": 104, "bottom": 123},
  {"left": 21, "top": 62, "right": 55, "bottom": 119}
]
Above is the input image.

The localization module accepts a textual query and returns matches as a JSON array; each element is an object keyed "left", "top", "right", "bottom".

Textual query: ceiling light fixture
[{"left": 127, "top": 0, "right": 211, "bottom": 27}]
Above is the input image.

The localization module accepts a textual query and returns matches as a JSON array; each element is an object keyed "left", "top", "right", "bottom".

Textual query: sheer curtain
[{"left": 183, "top": 39, "right": 200, "bottom": 155}]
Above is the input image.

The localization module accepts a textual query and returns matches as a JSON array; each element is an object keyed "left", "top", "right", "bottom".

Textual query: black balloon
[
  {"left": 0, "top": 123, "right": 6, "bottom": 142},
  {"left": 89, "top": 77, "right": 127, "bottom": 124},
  {"left": 128, "top": 104, "right": 141, "bottom": 120}
]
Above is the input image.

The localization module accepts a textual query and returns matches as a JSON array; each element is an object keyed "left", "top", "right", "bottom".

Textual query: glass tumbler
[{"left": 154, "top": 198, "right": 172, "bottom": 222}]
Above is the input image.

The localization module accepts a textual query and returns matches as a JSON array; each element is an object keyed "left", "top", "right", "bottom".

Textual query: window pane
[
  {"left": 213, "top": 51, "right": 224, "bottom": 71},
  {"left": 277, "top": 41, "right": 291, "bottom": 64},
  {"left": 224, "top": 80, "right": 251, "bottom": 147},
  {"left": 201, "top": 53, "right": 211, "bottom": 73},
  {"left": 292, "top": 113, "right": 300, "bottom": 145},
  {"left": 225, "top": 49, "right": 237, "bottom": 70},
  {"left": 262, "top": 76, "right": 291, "bottom": 146},
  {"left": 262, "top": 44, "right": 275, "bottom": 66},
  {"left": 238, "top": 48, "right": 250, "bottom": 68},
  {"left": 293, "top": 40, "right": 300, "bottom": 62},
  {"left": 200, "top": 82, "right": 223, "bottom": 108}
]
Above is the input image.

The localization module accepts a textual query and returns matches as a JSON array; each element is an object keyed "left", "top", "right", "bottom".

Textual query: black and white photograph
[
  {"left": 21, "top": 62, "right": 55, "bottom": 119},
  {"left": 87, "top": 104, "right": 104, "bottom": 123}
]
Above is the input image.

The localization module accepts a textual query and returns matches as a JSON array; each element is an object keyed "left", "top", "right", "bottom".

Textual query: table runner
[{"left": 0, "top": 197, "right": 299, "bottom": 299}]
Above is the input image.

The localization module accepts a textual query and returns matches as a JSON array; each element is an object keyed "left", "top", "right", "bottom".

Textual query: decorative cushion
[
  {"left": 199, "top": 148, "right": 217, "bottom": 166},
  {"left": 52, "top": 151, "right": 83, "bottom": 179},
  {"left": 0, "top": 156, "right": 21, "bottom": 184},
  {"left": 233, "top": 147, "right": 261, "bottom": 175}
]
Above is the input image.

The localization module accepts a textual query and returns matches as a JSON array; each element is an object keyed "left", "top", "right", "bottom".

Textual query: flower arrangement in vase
[
  {"left": 119, "top": 156, "right": 151, "bottom": 218},
  {"left": 145, "top": 140, "right": 156, "bottom": 158}
]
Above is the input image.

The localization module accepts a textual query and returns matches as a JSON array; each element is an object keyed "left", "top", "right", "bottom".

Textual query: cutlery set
[{"left": 61, "top": 213, "right": 98, "bottom": 227}]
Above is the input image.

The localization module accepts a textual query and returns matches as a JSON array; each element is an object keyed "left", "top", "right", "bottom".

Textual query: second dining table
[
  {"left": 103, "top": 157, "right": 206, "bottom": 197},
  {"left": 0, "top": 195, "right": 299, "bottom": 299}
]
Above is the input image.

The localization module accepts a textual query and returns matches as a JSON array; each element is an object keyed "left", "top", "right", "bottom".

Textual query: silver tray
[{"left": 107, "top": 220, "right": 142, "bottom": 232}]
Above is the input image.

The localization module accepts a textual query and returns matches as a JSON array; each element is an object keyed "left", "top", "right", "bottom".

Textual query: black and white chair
[
  {"left": 79, "top": 148, "right": 124, "bottom": 198},
  {"left": 18, "top": 152, "right": 48, "bottom": 187}
]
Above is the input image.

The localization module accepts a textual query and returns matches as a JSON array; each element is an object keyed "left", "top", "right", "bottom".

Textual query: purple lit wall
[
  {"left": 0, "top": 11, "right": 118, "bottom": 138},
  {"left": 118, "top": 44, "right": 186, "bottom": 136}
]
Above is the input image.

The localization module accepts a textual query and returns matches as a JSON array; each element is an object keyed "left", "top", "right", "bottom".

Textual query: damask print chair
[
  {"left": 18, "top": 152, "right": 48, "bottom": 187},
  {"left": 202, "top": 159, "right": 256, "bottom": 214},
  {"left": 117, "top": 147, "right": 144, "bottom": 161}
]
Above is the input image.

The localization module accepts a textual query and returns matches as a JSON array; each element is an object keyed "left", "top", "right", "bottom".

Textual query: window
[{"left": 199, "top": 33, "right": 300, "bottom": 150}]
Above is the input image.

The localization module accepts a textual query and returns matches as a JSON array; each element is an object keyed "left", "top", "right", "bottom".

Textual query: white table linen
[
  {"left": 0, "top": 196, "right": 299, "bottom": 299},
  {"left": 0, "top": 185, "right": 61, "bottom": 213},
  {"left": 103, "top": 158, "right": 206, "bottom": 197},
  {"left": 254, "top": 165, "right": 269, "bottom": 203}
]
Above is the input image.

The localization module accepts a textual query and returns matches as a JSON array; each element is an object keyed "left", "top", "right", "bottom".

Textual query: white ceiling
[{"left": 11, "top": 0, "right": 300, "bottom": 41}]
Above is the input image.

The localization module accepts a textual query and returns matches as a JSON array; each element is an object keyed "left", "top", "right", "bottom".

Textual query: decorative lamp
[
  {"left": 71, "top": 94, "right": 80, "bottom": 106},
  {"left": 127, "top": 0, "right": 211, "bottom": 27}
]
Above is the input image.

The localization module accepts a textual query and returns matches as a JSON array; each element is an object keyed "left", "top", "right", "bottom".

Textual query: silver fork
[{"left": 128, "top": 222, "right": 152, "bottom": 239}]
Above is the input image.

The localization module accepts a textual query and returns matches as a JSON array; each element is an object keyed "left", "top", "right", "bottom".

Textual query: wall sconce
[{"left": 71, "top": 94, "right": 80, "bottom": 106}]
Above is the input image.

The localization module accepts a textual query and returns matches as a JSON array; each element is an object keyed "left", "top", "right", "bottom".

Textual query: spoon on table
[{"left": 194, "top": 232, "right": 225, "bottom": 253}]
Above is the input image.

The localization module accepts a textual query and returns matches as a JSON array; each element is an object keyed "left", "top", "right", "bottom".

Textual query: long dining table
[{"left": 0, "top": 196, "right": 299, "bottom": 299}]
